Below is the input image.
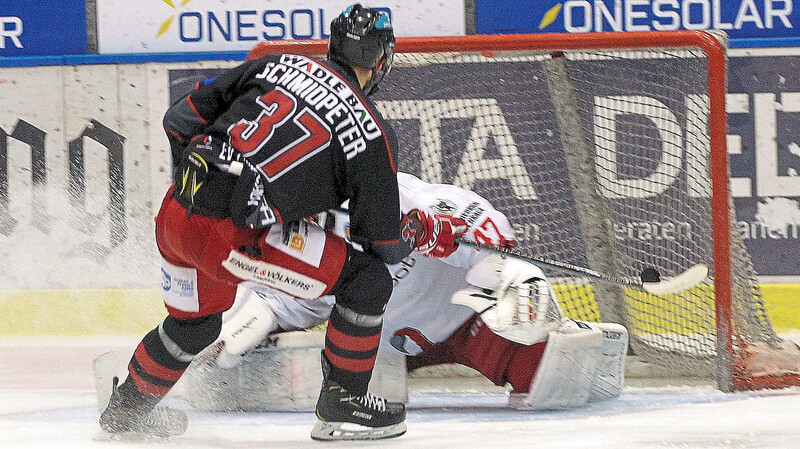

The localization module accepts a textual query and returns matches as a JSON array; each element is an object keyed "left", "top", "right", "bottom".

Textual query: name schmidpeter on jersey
[{"left": 249, "top": 54, "right": 383, "bottom": 161}]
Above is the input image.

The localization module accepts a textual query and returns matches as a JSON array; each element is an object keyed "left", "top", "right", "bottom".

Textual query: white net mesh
[{"left": 373, "top": 44, "right": 779, "bottom": 381}]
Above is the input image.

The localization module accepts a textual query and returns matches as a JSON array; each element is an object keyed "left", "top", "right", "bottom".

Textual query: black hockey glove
[{"left": 174, "top": 136, "right": 215, "bottom": 217}]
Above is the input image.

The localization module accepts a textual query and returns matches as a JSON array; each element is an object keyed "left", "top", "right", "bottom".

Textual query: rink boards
[
  {"left": 0, "top": 285, "right": 797, "bottom": 336},
  {"left": 0, "top": 51, "right": 799, "bottom": 336}
]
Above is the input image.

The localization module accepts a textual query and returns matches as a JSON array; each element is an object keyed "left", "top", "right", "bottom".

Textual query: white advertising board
[
  {"left": 97, "top": 0, "right": 466, "bottom": 54},
  {"left": 0, "top": 60, "right": 236, "bottom": 289}
]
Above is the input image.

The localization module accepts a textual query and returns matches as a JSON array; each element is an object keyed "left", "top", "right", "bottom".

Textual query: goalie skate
[{"left": 311, "top": 353, "right": 406, "bottom": 441}]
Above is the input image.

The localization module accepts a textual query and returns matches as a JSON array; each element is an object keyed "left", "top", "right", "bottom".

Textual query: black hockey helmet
[{"left": 328, "top": 4, "right": 395, "bottom": 95}]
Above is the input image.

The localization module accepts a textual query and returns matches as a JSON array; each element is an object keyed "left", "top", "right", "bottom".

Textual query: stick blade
[{"left": 642, "top": 264, "right": 709, "bottom": 295}]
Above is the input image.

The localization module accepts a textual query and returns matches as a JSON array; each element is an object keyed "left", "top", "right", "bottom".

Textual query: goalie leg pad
[
  {"left": 510, "top": 320, "right": 603, "bottom": 410},
  {"left": 183, "top": 328, "right": 326, "bottom": 411},
  {"left": 213, "top": 288, "right": 280, "bottom": 369},
  {"left": 588, "top": 322, "right": 628, "bottom": 402},
  {"left": 183, "top": 330, "right": 407, "bottom": 411}
]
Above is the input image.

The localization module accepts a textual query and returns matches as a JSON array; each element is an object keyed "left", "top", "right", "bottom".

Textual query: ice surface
[{"left": 2, "top": 336, "right": 800, "bottom": 449}]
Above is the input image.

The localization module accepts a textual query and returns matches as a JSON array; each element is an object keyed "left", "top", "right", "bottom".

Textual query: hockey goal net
[{"left": 248, "top": 31, "right": 800, "bottom": 392}]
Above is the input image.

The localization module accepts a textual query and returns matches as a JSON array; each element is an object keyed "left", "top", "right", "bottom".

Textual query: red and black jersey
[{"left": 163, "top": 54, "right": 410, "bottom": 263}]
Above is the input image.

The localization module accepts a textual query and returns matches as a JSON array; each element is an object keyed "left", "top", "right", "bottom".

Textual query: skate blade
[
  {"left": 92, "top": 429, "right": 174, "bottom": 442},
  {"left": 311, "top": 420, "right": 406, "bottom": 441}
]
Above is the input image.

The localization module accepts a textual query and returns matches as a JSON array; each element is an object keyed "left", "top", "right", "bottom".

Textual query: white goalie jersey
[
  {"left": 381, "top": 173, "right": 518, "bottom": 355},
  {"left": 228, "top": 172, "right": 520, "bottom": 356}
]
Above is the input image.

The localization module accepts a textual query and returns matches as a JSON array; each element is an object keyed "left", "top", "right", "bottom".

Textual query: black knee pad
[
  {"left": 162, "top": 312, "right": 223, "bottom": 355},
  {"left": 330, "top": 246, "right": 393, "bottom": 316}
]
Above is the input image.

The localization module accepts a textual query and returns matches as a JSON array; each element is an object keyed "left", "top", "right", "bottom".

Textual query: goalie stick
[
  {"left": 314, "top": 204, "right": 706, "bottom": 295},
  {"left": 457, "top": 239, "right": 708, "bottom": 295}
]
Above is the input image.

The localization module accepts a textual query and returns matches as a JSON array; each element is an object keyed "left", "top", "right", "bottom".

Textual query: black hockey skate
[
  {"left": 99, "top": 377, "right": 188, "bottom": 439},
  {"left": 311, "top": 354, "right": 406, "bottom": 441}
]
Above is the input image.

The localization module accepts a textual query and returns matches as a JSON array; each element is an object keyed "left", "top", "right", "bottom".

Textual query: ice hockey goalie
[{"left": 182, "top": 172, "right": 628, "bottom": 411}]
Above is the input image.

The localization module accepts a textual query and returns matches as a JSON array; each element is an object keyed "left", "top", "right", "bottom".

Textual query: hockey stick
[
  {"left": 288, "top": 195, "right": 707, "bottom": 294},
  {"left": 458, "top": 239, "right": 708, "bottom": 295}
]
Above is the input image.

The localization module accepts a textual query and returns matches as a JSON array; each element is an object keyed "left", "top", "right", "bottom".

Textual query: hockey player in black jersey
[{"left": 99, "top": 3, "right": 467, "bottom": 442}]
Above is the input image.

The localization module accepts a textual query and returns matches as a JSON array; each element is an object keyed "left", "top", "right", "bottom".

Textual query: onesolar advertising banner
[
  {"left": 96, "top": 0, "right": 465, "bottom": 54},
  {"left": 0, "top": 0, "right": 87, "bottom": 56},
  {"left": 477, "top": 0, "right": 800, "bottom": 40}
]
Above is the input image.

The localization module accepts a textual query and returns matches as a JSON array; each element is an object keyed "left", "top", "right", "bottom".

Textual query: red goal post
[{"left": 247, "top": 31, "right": 800, "bottom": 392}]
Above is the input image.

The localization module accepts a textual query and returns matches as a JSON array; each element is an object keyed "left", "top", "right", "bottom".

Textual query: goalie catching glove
[
  {"left": 451, "top": 253, "right": 563, "bottom": 345},
  {"left": 401, "top": 209, "right": 468, "bottom": 258}
]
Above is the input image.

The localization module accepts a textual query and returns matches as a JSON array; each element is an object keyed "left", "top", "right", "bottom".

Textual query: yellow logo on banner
[
  {"left": 157, "top": 0, "right": 194, "bottom": 37},
  {"left": 539, "top": 3, "right": 562, "bottom": 30}
]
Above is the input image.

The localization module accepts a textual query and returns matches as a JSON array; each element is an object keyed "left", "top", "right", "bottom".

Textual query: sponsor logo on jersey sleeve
[
  {"left": 430, "top": 199, "right": 458, "bottom": 215},
  {"left": 161, "top": 268, "right": 172, "bottom": 291}
]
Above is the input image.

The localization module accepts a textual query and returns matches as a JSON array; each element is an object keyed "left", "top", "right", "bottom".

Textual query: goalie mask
[{"left": 328, "top": 4, "right": 395, "bottom": 95}]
